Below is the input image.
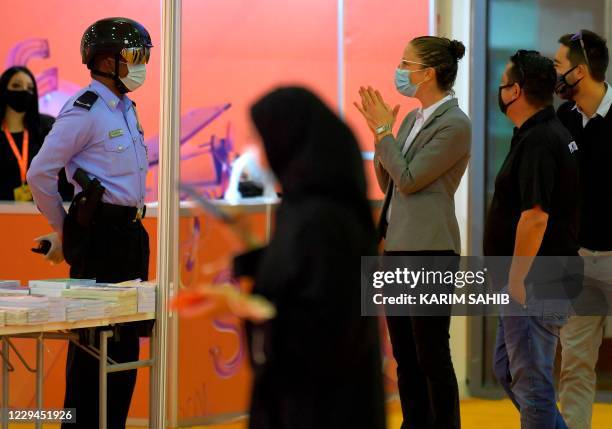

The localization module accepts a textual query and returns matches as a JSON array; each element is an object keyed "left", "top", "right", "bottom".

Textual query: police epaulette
[{"left": 73, "top": 91, "right": 99, "bottom": 110}]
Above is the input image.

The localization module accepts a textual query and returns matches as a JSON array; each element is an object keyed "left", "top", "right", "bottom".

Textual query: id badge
[{"left": 14, "top": 184, "right": 33, "bottom": 202}]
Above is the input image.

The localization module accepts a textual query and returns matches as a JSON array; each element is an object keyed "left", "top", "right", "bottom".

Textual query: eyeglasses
[
  {"left": 399, "top": 59, "right": 431, "bottom": 68},
  {"left": 570, "top": 31, "right": 591, "bottom": 70},
  {"left": 120, "top": 47, "right": 151, "bottom": 65}
]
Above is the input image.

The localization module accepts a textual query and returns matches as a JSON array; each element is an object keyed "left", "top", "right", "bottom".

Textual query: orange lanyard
[{"left": 2, "top": 123, "right": 29, "bottom": 184}]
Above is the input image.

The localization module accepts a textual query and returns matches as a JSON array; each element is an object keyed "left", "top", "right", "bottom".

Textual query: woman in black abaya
[{"left": 233, "top": 87, "right": 386, "bottom": 429}]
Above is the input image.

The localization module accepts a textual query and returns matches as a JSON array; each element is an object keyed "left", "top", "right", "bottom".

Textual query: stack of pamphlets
[
  {"left": 62, "top": 287, "right": 137, "bottom": 317},
  {"left": 0, "top": 278, "right": 156, "bottom": 325},
  {"left": 29, "top": 279, "right": 96, "bottom": 297},
  {"left": 0, "top": 296, "right": 51, "bottom": 325},
  {"left": 0, "top": 280, "right": 29, "bottom": 296},
  {"left": 114, "top": 281, "right": 157, "bottom": 313},
  {"left": 62, "top": 298, "right": 107, "bottom": 321},
  {"left": 0, "top": 280, "right": 20, "bottom": 288}
]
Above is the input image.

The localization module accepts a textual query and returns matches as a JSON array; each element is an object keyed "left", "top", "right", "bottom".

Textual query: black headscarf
[
  {"left": 0, "top": 66, "right": 41, "bottom": 133},
  {"left": 250, "top": 87, "right": 372, "bottom": 224}
]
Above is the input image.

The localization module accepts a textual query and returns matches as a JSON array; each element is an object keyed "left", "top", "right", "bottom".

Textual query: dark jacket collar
[{"left": 513, "top": 105, "right": 555, "bottom": 138}]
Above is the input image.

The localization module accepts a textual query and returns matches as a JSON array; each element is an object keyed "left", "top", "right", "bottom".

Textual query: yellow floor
[{"left": 9, "top": 399, "right": 612, "bottom": 428}]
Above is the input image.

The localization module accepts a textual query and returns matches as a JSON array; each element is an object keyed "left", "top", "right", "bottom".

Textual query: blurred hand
[
  {"left": 34, "top": 232, "right": 64, "bottom": 265},
  {"left": 171, "top": 283, "right": 276, "bottom": 324},
  {"left": 353, "top": 86, "right": 400, "bottom": 138}
]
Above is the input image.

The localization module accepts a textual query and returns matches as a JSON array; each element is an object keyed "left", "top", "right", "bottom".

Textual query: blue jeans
[{"left": 493, "top": 293, "right": 569, "bottom": 429}]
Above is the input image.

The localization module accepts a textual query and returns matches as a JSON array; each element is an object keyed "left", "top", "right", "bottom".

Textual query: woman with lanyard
[{"left": 0, "top": 66, "right": 72, "bottom": 201}]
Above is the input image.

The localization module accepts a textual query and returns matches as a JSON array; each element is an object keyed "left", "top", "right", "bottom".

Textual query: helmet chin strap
[{"left": 91, "top": 54, "right": 130, "bottom": 93}]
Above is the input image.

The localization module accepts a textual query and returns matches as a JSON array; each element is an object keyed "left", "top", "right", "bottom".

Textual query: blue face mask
[{"left": 395, "top": 68, "right": 423, "bottom": 97}]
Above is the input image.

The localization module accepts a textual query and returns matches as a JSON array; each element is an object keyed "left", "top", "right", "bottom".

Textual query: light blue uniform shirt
[{"left": 27, "top": 79, "right": 148, "bottom": 234}]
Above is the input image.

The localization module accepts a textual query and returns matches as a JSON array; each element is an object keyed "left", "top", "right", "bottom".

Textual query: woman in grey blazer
[{"left": 356, "top": 36, "right": 471, "bottom": 429}]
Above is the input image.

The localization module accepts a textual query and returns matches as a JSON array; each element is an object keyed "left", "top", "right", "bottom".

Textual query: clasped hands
[{"left": 354, "top": 86, "right": 400, "bottom": 141}]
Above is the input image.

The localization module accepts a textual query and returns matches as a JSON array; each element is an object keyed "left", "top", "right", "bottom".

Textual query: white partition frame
[{"left": 152, "top": 0, "right": 181, "bottom": 428}]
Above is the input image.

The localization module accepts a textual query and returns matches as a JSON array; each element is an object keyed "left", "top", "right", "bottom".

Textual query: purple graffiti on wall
[
  {"left": 145, "top": 104, "right": 234, "bottom": 200},
  {"left": 184, "top": 217, "right": 201, "bottom": 273},
  {"left": 6, "top": 38, "right": 50, "bottom": 68},
  {"left": 6, "top": 38, "right": 81, "bottom": 116},
  {"left": 209, "top": 269, "right": 246, "bottom": 378}
]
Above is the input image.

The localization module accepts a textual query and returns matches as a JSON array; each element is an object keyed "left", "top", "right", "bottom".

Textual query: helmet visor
[{"left": 120, "top": 46, "right": 151, "bottom": 65}]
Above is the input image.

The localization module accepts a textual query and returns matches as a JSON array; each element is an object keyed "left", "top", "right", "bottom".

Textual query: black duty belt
[{"left": 95, "top": 202, "right": 146, "bottom": 223}]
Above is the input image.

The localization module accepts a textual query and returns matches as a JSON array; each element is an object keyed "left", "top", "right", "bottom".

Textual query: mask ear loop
[
  {"left": 412, "top": 66, "right": 433, "bottom": 87},
  {"left": 509, "top": 83, "right": 521, "bottom": 106},
  {"left": 555, "top": 65, "right": 582, "bottom": 94},
  {"left": 499, "top": 82, "right": 521, "bottom": 113},
  {"left": 423, "top": 66, "right": 435, "bottom": 85},
  {"left": 90, "top": 54, "right": 128, "bottom": 94},
  {"left": 114, "top": 54, "right": 131, "bottom": 94}
]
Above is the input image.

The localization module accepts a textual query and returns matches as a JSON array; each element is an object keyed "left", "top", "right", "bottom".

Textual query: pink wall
[
  {"left": 0, "top": 0, "right": 430, "bottom": 420},
  {"left": 1, "top": 0, "right": 429, "bottom": 201}
]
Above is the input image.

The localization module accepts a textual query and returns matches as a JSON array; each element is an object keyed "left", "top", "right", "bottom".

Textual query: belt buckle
[{"left": 134, "top": 206, "right": 144, "bottom": 222}]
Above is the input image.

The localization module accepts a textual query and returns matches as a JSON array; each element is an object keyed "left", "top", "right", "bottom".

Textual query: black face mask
[
  {"left": 555, "top": 66, "right": 582, "bottom": 100},
  {"left": 5, "top": 89, "right": 35, "bottom": 113},
  {"left": 498, "top": 83, "right": 520, "bottom": 115}
]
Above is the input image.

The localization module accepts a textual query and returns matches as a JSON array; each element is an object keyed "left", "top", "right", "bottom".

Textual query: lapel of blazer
[
  {"left": 384, "top": 110, "right": 419, "bottom": 195},
  {"left": 395, "top": 111, "right": 418, "bottom": 154},
  {"left": 378, "top": 110, "right": 418, "bottom": 229},
  {"left": 405, "top": 98, "right": 458, "bottom": 162}
]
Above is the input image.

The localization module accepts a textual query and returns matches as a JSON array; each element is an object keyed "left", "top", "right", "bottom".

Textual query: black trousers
[
  {"left": 62, "top": 212, "right": 149, "bottom": 429},
  {"left": 384, "top": 250, "right": 460, "bottom": 429}
]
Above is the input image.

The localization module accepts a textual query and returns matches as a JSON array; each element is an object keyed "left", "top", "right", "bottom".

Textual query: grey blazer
[{"left": 375, "top": 98, "right": 471, "bottom": 254}]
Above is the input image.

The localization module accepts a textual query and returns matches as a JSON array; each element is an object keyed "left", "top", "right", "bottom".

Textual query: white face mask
[{"left": 120, "top": 63, "right": 147, "bottom": 92}]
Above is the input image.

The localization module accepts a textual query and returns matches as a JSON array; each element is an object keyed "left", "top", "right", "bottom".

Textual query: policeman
[{"left": 27, "top": 17, "right": 152, "bottom": 429}]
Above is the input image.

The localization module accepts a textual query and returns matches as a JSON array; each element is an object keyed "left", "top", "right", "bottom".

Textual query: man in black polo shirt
[
  {"left": 554, "top": 30, "right": 611, "bottom": 429},
  {"left": 484, "top": 50, "right": 580, "bottom": 429}
]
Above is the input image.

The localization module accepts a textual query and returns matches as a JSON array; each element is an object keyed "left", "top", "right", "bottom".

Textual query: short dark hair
[
  {"left": 559, "top": 30, "right": 609, "bottom": 82},
  {"left": 507, "top": 50, "right": 556, "bottom": 108},
  {"left": 411, "top": 36, "right": 466, "bottom": 92}
]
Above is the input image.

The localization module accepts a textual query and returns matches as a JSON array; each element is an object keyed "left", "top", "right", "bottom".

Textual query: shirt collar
[
  {"left": 418, "top": 94, "right": 453, "bottom": 122},
  {"left": 572, "top": 82, "right": 612, "bottom": 119},
  {"left": 89, "top": 79, "right": 132, "bottom": 112},
  {"left": 514, "top": 105, "right": 556, "bottom": 137}
]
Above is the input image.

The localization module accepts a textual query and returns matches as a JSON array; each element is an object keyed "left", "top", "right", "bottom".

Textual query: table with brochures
[{"left": 0, "top": 280, "right": 156, "bottom": 429}]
